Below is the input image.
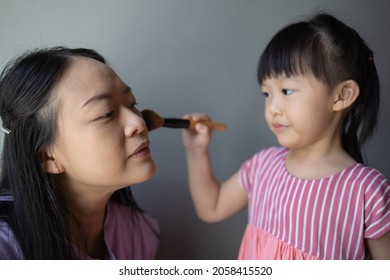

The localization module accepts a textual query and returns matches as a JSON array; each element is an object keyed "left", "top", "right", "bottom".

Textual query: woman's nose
[{"left": 122, "top": 107, "right": 147, "bottom": 137}]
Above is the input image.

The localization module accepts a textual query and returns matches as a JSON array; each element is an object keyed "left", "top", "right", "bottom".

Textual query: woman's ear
[
  {"left": 333, "top": 80, "right": 360, "bottom": 112},
  {"left": 40, "top": 149, "right": 65, "bottom": 174}
]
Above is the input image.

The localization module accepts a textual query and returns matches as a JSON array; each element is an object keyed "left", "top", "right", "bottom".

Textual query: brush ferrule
[{"left": 163, "top": 118, "right": 190, "bottom": 128}]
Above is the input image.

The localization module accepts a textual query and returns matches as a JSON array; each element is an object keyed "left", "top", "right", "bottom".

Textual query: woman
[{"left": 0, "top": 47, "right": 159, "bottom": 259}]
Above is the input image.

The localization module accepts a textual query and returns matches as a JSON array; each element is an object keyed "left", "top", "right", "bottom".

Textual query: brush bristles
[
  {"left": 141, "top": 109, "right": 164, "bottom": 131},
  {"left": 142, "top": 109, "right": 227, "bottom": 131}
]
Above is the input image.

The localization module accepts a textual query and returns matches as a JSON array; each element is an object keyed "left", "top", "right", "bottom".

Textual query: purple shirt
[{"left": 0, "top": 200, "right": 159, "bottom": 259}]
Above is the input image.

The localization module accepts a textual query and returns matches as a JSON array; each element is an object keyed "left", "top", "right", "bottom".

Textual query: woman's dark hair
[
  {"left": 0, "top": 47, "right": 141, "bottom": 259},
  {"left": 258, "top": 13, "right": 380, "bottom": 163}
]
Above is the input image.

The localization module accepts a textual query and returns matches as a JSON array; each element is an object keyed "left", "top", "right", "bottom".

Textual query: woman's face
[{"left": 49, "top": 56, "right": 156, "bottom": 197}]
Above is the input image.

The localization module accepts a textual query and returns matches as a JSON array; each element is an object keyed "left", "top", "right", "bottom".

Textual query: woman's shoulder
[
  {"left": 106, "top": 200, "right": 159, "bottom": 232},
  {"left": 104, "top": 200, "right": 160, "bottom": 259},
  {"left": 0, "top": 219, "right": 24, "bottom": 259}
]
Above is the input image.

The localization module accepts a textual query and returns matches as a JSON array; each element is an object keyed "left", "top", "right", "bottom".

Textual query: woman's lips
[
  {"left": 129, "top": 141, "right": 151, "bottom": 158},
  {"left": 131, "top": 146, "right": 151, "bottom": 158}
]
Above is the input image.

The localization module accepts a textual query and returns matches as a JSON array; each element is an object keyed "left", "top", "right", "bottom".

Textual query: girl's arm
[
  {"left": 182, "top": 114, "right": 248, "bottom": 223},
  {"left": 366, "top": 231, "right": 390, "bottom": 259}
]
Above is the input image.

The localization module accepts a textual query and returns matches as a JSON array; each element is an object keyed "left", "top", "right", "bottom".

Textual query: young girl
[
  {"left": 0, "top": 47, "right": 159, "bottom": 259},
  {"left": 182, "top": 13, "right": 390, "bottom": 259}
]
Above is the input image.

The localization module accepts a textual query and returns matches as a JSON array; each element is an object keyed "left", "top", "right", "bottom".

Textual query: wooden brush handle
[
  {"left": 189, "top": 120, "right": 227, "bottom": 131},
  {"left": 163, "top": 118, "right": 227, "bottom": 131}
]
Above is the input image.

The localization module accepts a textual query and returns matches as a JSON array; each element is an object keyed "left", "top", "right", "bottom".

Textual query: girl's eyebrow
[{"left": 261, "top": 81, "right": 269, "bottom": 89}]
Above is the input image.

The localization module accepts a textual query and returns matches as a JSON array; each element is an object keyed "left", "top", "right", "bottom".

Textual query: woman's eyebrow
[
  {"left": 81, "top": 86, "right": 132, "bottom": 109},
  {"left": 81, "top": 93, "right": 113, "bottom": 109},
  {"left": 124, "top": 86, "right": 132, "bottom": 95}
]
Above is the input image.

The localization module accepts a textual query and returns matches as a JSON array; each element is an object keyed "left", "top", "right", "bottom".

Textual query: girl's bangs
[{"left": 258, "top": 24, "right": 321, "bottom": 83}]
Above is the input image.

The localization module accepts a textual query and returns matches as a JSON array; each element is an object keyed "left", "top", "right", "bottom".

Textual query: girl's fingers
[{"left": 183, "top": 113, "right": 211, "bottom": 122}]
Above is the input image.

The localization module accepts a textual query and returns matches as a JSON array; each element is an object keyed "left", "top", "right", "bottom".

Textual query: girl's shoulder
[
  {"left": 348, "top": 163, "right": 389, "bottom": 187},
  {"left": 260, "top": 146, "right": 288, "bottom": 156},
  {"left": 246, "top": 145, "right": 287, "bottom": 164},
  {"left": 240, "top": 146, "right": 287, "bottom": 177}
]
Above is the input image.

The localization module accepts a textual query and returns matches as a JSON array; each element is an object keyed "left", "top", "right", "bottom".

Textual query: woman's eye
[
  {"left": 282, "top": 89, "right": 294, "bottom": 95},
  {"left": 95, "top": 111, "right": 114, "bottom": 121},
  {"left": 127, "top": 102, "right": 138, "bottom": 109},
  {"left": 104, "top": 111, "right": 114, "bottom": 118},
  {"left": 262, "top": 92, "right": 269, "bottom": 98}
]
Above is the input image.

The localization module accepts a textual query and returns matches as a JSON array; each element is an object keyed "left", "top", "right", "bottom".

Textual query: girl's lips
[{"left": 273, "top": 123, "right": 288, "bottom": 132}]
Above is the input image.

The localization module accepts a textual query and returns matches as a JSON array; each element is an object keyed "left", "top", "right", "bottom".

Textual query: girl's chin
[{"left": 275, "top": 137, "right": 296, "bottom": 149}]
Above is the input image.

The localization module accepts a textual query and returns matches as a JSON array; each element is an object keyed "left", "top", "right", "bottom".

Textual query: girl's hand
[{"left": 181, "top": 113, "right": 212, "bottom": 153}]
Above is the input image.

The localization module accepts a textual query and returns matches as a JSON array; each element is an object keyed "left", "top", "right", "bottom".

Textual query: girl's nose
[
  {"left": 268, "top": 95, "right": 282, "bottom": 116},
  {"left": 122, "top": 107, "right": 147, "bottom": 137}
]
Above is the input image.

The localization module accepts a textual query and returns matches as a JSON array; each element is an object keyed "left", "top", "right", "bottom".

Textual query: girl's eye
[
  {"left": 262, "top": 92, "right": 269, "bottom": 98},
  {"left": 282, "top": 89, "right": 294, "bottom": 95}
]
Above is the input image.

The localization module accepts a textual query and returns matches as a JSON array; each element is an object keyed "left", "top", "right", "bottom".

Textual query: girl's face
[
  {"left": 261, "top": 75, "right": 339, "bottom": 151},
  {"left": 49, "top": 57, "right": 156, "bottom": 197}
]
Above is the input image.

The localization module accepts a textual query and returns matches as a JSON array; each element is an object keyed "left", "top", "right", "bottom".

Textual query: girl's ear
[
  {"left": 333, "top": 80, "right": 360, "bottom": 112},
  {"left": 41, "top": 149, "right": 65, "bottom": 174}
]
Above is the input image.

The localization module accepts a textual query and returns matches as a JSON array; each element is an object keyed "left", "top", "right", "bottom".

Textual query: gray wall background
[{"left": 1, "top": 0, "right": 389, "bottom": 259}]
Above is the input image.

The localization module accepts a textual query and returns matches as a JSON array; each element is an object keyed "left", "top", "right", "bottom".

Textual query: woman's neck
[
  {"left": 66, "top": 187, "right": 111, "bottom": 259},
  {"left": 76, "top": 206, "right": 107, "bottom": 259}
]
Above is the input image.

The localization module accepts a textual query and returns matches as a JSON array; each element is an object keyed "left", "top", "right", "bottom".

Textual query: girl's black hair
[
  {"left": 258, "top": 13, "right": 380, "bottom": 163},
  {"left": 0, "top": 47, "right": 142, "bottom": 259}
]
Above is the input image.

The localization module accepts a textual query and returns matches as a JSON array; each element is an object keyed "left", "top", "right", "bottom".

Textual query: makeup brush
[{"left": 142, "top": 109, "right": 227, "bottom": 131}]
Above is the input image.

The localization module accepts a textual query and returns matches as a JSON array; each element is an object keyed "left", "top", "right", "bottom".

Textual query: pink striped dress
[{"left": 238, "top": 146, "right": 390, "bottom": 260}]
